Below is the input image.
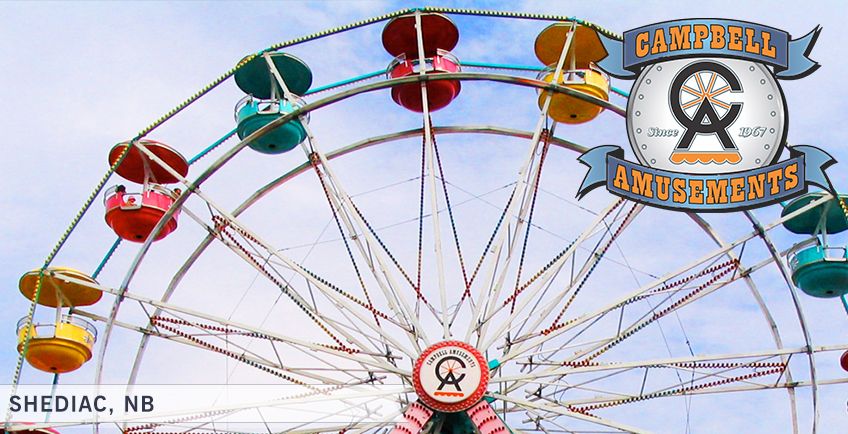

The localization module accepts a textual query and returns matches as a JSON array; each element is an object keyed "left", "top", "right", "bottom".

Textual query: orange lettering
[
  {"left": 613, "top": 165, "right": 629, "bottom": 191},
  {"left": 766, "top": 169, "right": 783, "bottom": 195},
  {"left": 651, "top": 29, "right": 668, "bottom": 55},
  {"left": 710, "top": 24, "right": 726, "bottom": 49},
  {"left": 705, "top": 179, "right": 729, "bottom": 204},
  {"left": 747, "top": 174, "right": 766, "bottom": 200},
  {"left": 636, "top": 32, "right": 650, "bottom": 58},
  {"left": 668, "top": 25, "right": 691, "bottom": 51},
  {"left": 761, "top": 31, "right": 777, "bottom": 58},
  {"left": 632, "top": 169, "right": 654, "bottom": 198},
  {"left": 689, "top": 179, "right": 705, "bottom": 204},
  {"left": 656, "top": 175, "right": 671, "bottom": 201},
  {"left": 728, "top": 26, "right": 743, "bottom": 51},
  {"left": 784, "top": 164, "right": 799, "bottom": 190},
  {"left": 672, "top": 178, "right": 687, "bottom": 203},
  {"left": 730, "top": 177, "right": 746, "bottom": 202},
  {"left": 745, "top": 28, "right": 761, "bottom": 54},
  {"left": 693, "top": 25, "right": 709, "bottom": 49}
]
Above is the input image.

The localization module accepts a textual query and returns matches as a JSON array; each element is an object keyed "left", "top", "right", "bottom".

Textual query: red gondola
[
  {"left": 382, "top": 13, "right": 462, "bottom": 112},
  {"left": 104, "top": 140, "right": 186, "bottom": 242},
  {"left": 104, "top": 185, "right": 180, "bottom": 242}
]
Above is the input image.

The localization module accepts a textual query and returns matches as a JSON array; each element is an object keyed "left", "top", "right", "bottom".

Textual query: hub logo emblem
[
  {"left": 576, "top": 19, "right": 836, "bottom": 211},
  {"left": 435, "top": 356, "right": 466, "bottom": 394},
  {"left": 413, "top": 341, "right": 488, "bottom": 413},
  {"left": 668, "top": 60, "right": 743, "bottom": 163}
]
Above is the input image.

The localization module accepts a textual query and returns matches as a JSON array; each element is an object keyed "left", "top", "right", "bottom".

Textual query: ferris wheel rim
[
  {"left": 88, "top": 122, "right": 828, "bottom": 434},
  {"left": 87, "top": 127, "right": 832, "bottom": 433},
  {"left": 96, "top": 107, "right": 824, "bottom": 434}
]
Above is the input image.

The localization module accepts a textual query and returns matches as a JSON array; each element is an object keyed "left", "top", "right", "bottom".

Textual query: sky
[{"left": 1, "top": 1, "right": 847, "bottom": 433}]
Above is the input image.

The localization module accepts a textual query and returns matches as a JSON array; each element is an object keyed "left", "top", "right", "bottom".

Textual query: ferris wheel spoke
[
  {"left": 467, "top": 125, "right": 554, "bottom": 346},
  {"left": 308, "top": 154, "right": 430, "bottom": 326},
  {"left": 491, "top": 392, "right": 654, "bottom": 434},
  {"left": 130, "top": 137, "right": 420, "bottom": 361},
  {"left": 302, "top": 134, "right": 431, "bottom": 352},
  {"left": 476, "top": 150, "right": 636, "bottom": 353},
  {"left": 410, "top": 11, "right": 452, "bottom": 339},
  {"left": 260, "top": 389, "right": 403, "bottom": 434},
  {"left": 158, "top": 192, "right": 417, "bottom": 361},
  {"left": 281, "top": 339, "right": 401, "bottom": 386},
  {"left": 507, "top": 138, "right": 553, "bottom": 315},
  {"left": 527, "top": 364, "right": 787, "bottom": 412},
  {"left": 461, "top": 124, "right": 554, "bottom": 345},
  {"left": 484, "top": 202, "right": 639, "bottom": 356},
  {"left": 491, "top": 193, "right": 828, "bottom": 370},
  {"left": 524, "top": 353, "right": 788, "bottom": 406},
  {"left": 74, "top": 307, "right": 361, "bottom": 388},
  {"left": 543, "top": 203, "right": 643, "bottom": 329},
  {"left": 151, "top": 314, "right": 379, "bottom": 387},
  {"left": 215, "top": 216, "right": 409, "bottom": 342},
  {"left": 504, "top": 261, "right": 743, "bottom": 397},
  {"left": 466, "top": 23, "right": 580, "bottom": 345},
  {"left": 521, "top": 406, "right": 629, "bottom": 434},
  {"left": 495, "top": 345, "right": 848, "bottom": 412},
  {"left": 423, "top": 117, "right": 451, "bottom": 339},
  {"left": 98, "top": 316, "right": 386, "bottom": 389},
  {"left": 268, "top": 52, "right": 434, "bottom": 341},
  {"left": 500, "top": 282, "right": 696, "bottom": 379},
  {"left": 313, "top": 302, "right": 413, "bottom": 360},
  {"left": 259, "top": 256, "right": 413, "bottom": 339},
  {"left": 209, "top": 212, "right": 418, "bottom": 359},
  {"left": 312, "top": 165, "right": 398, "bottom": 335},
  {"left": 522, "top": 372, "right": 641, "bottom": 404},
  {"left": 478, "top": 199, "right": 636, "bottom": 352},
  {"left": 432, "top": 140, "right": 472, "bottom": 314},
  {"left": 56, "top": 270, "right": 407, "bottom": 376},
  {"left": 571, "top": 261, "right": 739, "bottom": 362},
  {"left": 230, "top": 253, "right": 401, "bottom": 366},
  {"left": 126, "top": 234, "right": 218, "bottom": 386},
  {"left": 343, "top": 404, "right": 409, "bottom": 434}
]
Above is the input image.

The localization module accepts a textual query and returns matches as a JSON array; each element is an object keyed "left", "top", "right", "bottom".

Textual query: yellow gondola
[
  {"left": 534, "top": 22, "right": 610, "bottom": 124},
  {"left": 17, "top": 315, "right": 97, "bottom": 374}
]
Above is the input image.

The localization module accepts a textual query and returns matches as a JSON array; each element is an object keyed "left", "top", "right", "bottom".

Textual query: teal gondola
[
  {"left": 233, "top": 53, "right": 312, "bottom": 154},
  {"left": 236, "top": 97, "right": 307, "bottom": 154},
  {"left": 783, "top": 191, "right": 848, "bottom": 298},
  {"left": 789, "top": 245, "right": 848, "bottom": 298}
]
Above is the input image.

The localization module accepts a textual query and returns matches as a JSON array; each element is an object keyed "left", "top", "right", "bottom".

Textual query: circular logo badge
[
  {"left": 413, "top": 340, "right": 489, "bottom": 413},
  {"left": 627, "top": 57, "right": 786, "bottom": 174}
]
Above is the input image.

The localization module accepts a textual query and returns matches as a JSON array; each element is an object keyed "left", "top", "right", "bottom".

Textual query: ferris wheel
[{"left": 8, "top": 7, "right": 848, "bottom": 434}]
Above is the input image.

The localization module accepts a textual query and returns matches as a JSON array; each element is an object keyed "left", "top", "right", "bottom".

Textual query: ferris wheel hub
[{"left": 412, "top": 340, "right": 489, "bottom": 413}]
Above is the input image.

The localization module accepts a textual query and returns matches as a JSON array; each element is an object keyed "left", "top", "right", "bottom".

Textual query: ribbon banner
[
  {"left": 577, "top": 145, "right": 835, "bottom": 212},
  {"left": 597, "top": 19, "right": 820, "bottom": 79}
]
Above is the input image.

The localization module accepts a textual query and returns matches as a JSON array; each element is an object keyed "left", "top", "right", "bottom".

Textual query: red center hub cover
[{"left": 412, "top": 340, "right": 489, "bottom": 413}]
